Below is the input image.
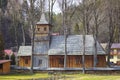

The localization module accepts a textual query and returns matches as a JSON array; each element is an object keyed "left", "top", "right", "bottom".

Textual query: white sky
[
  {"left": 53, "top": 0, "right": 61, "bottom": 14},
  {"left": 52, "top": 0, "right": 81, "bottom": 14},
  {"left": 26, "top": 0, "right": 81, "bottom": 14}
]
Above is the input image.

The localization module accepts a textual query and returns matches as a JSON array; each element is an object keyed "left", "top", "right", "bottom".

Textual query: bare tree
[
  {"left": 48, "top": 0, "right": 56, "bottom": 25},
  {"left": 29, "top": 0, "right": 36, "bottom": 73},
  {"left": 92, "top": 0, "right": 103, "bottom": 68},
  {"left": 81, "top": 0, "right": 86, "bottom": 74},
  {"left": 106, "top": 0, "right": 115, "bottom": 67},
  {"left": 20, "top": 0, "right": 29, "bottom": 46},
  {"left": 62, "top": 0, "right": 67, "bottom": 68}
]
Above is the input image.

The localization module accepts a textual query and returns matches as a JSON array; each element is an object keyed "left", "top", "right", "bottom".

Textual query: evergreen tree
[
  {"left": 5, "top": 55, "right": 9, "bottom": 60},
  {"left": 11, "top": 53, "right": 15, "bottom": 65},
  {"left": 0, "top": 0, "right": 8, "bottom": 13},
  {"left": 0, "top": 33, "right": 4, "bottom": 60}
]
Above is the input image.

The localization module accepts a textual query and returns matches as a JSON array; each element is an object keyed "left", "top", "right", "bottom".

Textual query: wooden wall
[
  {"left": 19, "top": 56, "right": 31, "bottom": 67},
  {"left": 67, "top": 55, "right": 82, "bottom": 68},
  {"left": 33, "top": 56, "right": 48, "bottom": 68},
  {"left": 49, "top": 55, "right": 64, "bottom": 68},
  {"left": 97, "top": 55, "right": 106, "bottom": 67},
  {"left": 0, "top": 61, "right": 11, "bottom": 74},
  {"left": 84, "top": 55, "right": 93, "bottom": 68},
  {"left": 35, "top": 24, "right": 49, "bottom": 35},
  {"left": 49, "top": 55, "right": 106, "bottom": 68}
]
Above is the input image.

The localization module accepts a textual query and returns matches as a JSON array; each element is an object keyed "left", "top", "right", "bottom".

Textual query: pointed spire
[{"left": 36, "top": 13, "right": 48, "bottom": 25}]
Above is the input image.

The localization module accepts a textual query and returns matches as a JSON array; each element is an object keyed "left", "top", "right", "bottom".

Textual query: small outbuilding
[
  {"left": 110, "top": 43, "right": 120, "bottom": 65},
  {"left": 17, "top": 46, "right": 32, "bottom": 67},
  {"left": 0, "top": 60, "right": 11, "bottom": 74}
]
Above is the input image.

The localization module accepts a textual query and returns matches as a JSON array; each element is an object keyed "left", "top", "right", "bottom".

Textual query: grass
[
  {"left": 1, "top": 72, "right": 120, "bottom": 80},
  {"left": 0, "top": 73, "right": 49, "bottom": 80},
  {"left": 65, "top": 73, "right": 120, "bottom": 80}
]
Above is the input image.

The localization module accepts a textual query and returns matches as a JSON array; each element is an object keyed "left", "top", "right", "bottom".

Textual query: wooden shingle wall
[
  {"left": 49, "top": 55, "right": 106, "bottom": 68},
  {"left": 19, "top": 56, "right": 31, "bottom": 67}
]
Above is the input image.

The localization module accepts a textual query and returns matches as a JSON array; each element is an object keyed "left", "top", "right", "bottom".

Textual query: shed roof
[
  {"left": 17, "top": 46, "right": 32, "bottom": 56},
  {"left": 111, "top": 43, "right": 120, "bottom": 49},
  {"left": 4, "top": 49, "right": 13, "bottom": 55},
  {"left": 48, "top": 35, "right": 106, "bottom": 55},
  {"left": 0, "top": 60, "right": 11, "bottom": 64},
  {"left": 36, "top": 13, "right": 48, "bottom": 25}
]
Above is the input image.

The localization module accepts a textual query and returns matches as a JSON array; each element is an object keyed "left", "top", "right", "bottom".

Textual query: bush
[
  {"left": 11, "top": 53, "right": 16, "bottom": 65},
  {"left": 5, "top": 55, "right": 9, "bottom": 59}
]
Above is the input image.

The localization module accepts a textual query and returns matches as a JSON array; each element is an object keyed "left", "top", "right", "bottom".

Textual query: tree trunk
[
  {"left": 21, "top": 24, "right": 25, "bottom": 46},
  {"left": 63, "top": 0, "right": 67, "bottom": 69},
  {"left": 82, "top": 0, "right": 86, "bottom": 74},
  {"left": 29, "top": 0, "right": 35, "bottom": 73},
  {"left": 82, "top": 34, "right": 85, "bottom": 74}
]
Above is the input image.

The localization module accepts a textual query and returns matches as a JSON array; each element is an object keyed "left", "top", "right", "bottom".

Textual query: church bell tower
[
  {"left": 34, "top": 13, "right": 51, "bottom": 54},
  {"left": 35, "top": 13, "right": 50, "bottom": 42}
]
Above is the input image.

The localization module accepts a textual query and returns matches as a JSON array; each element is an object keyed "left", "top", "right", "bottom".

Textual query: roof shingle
[
  {"left": 48, "top": 35, "right": 106, "bottom": 55},
  {"left": 111, "top": 43, "right": 120, "bottom": 49},
  {"left": 18, "top": 46, "right": 32, "bottom": 56}
]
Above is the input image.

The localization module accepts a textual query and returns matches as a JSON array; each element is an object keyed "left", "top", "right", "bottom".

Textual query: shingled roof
[
  {"left": 0, "top": 60, "right": 11, "bottom": 64},
  {"left": 18, "top": 46, "right": 32, "bottom": 56},
  {"left": 34, "top": 42, "right": 49, "bottom": 54},
  {"left": 48, "top": 35, "right": 106, "bottom": 55},
  {"left": 18, "top": 35, "right": 105, "bottom": 56},
  {"left": 111, "top": 43, "right": 120, "bottom": 49},
  {"left": 36, "top": 13, "right": 48, "bottom": 25}
]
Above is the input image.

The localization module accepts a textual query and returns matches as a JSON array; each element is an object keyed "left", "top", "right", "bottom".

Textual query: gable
[{"left": 18, "top": 46, "right": 32, "bottom": 56}]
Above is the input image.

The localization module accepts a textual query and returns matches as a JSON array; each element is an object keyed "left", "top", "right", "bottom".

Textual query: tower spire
[{"left": 36, "top": 13, "right": 48, "bottom": 25}]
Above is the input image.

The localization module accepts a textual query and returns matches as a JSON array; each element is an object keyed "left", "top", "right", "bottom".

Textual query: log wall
[
  {"left": 19, "top": 56, "right": 31, "bottom": 67},
  {"left": 49, "top": 55, "right": 106, "bottom": 68},
  {"left": 0, "top": 61, "right": 11, "bottom": 74}
]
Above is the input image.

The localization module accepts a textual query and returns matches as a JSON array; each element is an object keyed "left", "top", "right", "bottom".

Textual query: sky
[
  {"left": 52, "top": 0, "right": 81, "bottom": 14},
  {"left": 25, "top": 0, "right": 81, "bottom": 14},
  {"left": 53, "top": 0, "right": 61, "bottom": 14}
]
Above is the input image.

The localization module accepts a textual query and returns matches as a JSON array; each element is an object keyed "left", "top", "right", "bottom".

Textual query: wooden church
[{"left": 17, "top": 13, "right": 106, "bottom": 69}]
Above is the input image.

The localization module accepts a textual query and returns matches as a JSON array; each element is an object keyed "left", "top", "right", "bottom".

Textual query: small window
[
  {"left": 25, "top": 58, "right": 28, "bottom": 64},
  {"left": 39, "top": 59, "right": 42, "bottom": 65},
  {"left": 37, "top": 28, "right": 40, "bottom": 31},
  {"left": 0, "top": 64, "right": 3, "bottom": 69},
  {"left": 44, "top": 27, "right": 47, "bottom": 31},
  {"left": 59, "top": 58, "right": 64, "bottom": 65}
]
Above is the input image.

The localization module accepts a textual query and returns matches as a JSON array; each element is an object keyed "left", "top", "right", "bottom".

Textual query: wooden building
[
  {"left": 110, "top": 43, "right": 120, "bottom": 65},
  {"left": 17, "top": 13, "right": 106, "bottom": 70},
  {"left": 33, "top": 13, "right": 50, "bottom": 69},
  {"left": 48, "top": 35, "right": 106, "bottom": 68},
  {"left": 0, "top": 60, "right": 11, "bottom": 74},
  {"left": 17, "top": 46, "right": 31, "bottom": 67},
  {"left": 49, "top": 55, "right": 106, "bottom": 68}
]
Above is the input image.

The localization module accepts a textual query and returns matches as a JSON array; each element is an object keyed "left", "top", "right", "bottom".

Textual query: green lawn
[
  {"left": 0, "top": 73, "right": 49, "bottom": 80},
  {"left": 65, "top": 73, "right": 120, "bottom": 80},
  {"left": 0, "top": 72, "right": 120, "bottom": 80}
]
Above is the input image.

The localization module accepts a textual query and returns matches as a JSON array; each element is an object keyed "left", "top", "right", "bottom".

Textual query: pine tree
[
  {"left": 11, "top": 54, "right": 16, "bottom": 65},
  {"left": 0, "top": 0, "right": 8, "bottom": 13},
  {"left": 0, "top": 33, "right": 4, "bottom": 59}
]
